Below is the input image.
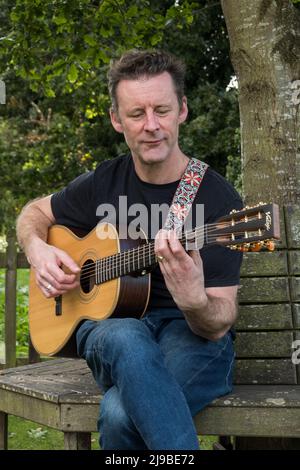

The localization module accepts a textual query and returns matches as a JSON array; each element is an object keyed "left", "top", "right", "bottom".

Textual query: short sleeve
[{"left": 51, "top": 171, "right": 97, "bottom": 231}]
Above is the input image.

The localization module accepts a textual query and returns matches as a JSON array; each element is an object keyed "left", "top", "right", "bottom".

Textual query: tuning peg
[
  {"left": 240, "top": 243, "right": 251, "bottom": 252},
  {"left": 264, "top": 240, "right": 276, "bottom": 251},
  {"left": 229, "top": 244, "right": 238, "bottom": 250},
  {"left": 230, "top": 209, "right": 237, "bottom": 215},
  {"left": 250, "top": 242, "right": 263, "bottom": 252}
]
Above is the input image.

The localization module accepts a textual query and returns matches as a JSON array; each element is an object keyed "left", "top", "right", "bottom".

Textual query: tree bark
[{"left": 221, "top": 0, "right": 300, "bottom": 205}]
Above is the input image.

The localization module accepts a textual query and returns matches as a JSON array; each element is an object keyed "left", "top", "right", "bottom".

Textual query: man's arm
[
  {"left": 181, "top": 285, "right": 238, "bottom": 340},
  {"left": 17, "top": 196, "right": 80, "bottom": 298},
  {"left": 17, "top": 195, "right": 55, "bottom": 252},
  {"left": 155, "top": 229, "right": 239, "bottom": 341}
]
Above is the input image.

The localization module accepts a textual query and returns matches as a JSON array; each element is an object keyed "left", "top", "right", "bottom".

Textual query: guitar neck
[
  {"left": 93, "top": 225, "right": 212, "bottom": 284},
  {"left": 90, "top": 202, "right": 280, "bottom": 284}
]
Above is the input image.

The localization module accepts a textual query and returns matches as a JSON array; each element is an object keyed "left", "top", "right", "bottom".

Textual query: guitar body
[{"left": 29, "top": 223, "right": 151, "bottom": 356}]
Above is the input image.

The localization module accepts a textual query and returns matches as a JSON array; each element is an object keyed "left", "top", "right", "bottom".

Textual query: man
[{"left": 17, "top": 49, "right": 243, "bottom": 450}]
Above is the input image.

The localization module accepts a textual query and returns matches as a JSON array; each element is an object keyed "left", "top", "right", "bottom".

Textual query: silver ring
[{"left": 45, "top": 283, "right": 52, "bottom": 291}]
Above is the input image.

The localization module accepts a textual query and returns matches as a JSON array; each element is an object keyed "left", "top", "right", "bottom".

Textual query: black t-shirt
[{"left": 51, "top": 154, "right": 243, "bottom": 311}]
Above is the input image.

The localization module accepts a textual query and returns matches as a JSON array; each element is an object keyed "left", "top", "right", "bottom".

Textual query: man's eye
[
  {"left": 156, "top": 109, "right": 169, "bottom": 115},
  {"left": 130, "top": 113, "right": 143, "bottom": 118}
]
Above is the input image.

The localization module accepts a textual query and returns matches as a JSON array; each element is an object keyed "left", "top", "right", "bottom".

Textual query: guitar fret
[
  {"left": 112, "top": 254, "right": 115, "bottom": 279},
  {"left": 117, "top": 253, "right": 121, "bottom": 277}
]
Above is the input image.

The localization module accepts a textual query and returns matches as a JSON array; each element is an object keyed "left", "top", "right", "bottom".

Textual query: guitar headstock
[{"left": 215, "top": 203, "right": 280, "bottom": 252}]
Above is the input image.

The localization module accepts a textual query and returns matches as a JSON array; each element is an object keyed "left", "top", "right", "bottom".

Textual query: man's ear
[
  {"left": 178, "top": 96, "right": 188, "bottom": 124},
  {"left": 110, "top": 108, "right": 124, "bottom": 134}
]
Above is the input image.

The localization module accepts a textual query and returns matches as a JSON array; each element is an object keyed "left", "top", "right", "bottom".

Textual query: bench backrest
[{"left": 234, "top": 206, "right": 300, "bottom": 385}]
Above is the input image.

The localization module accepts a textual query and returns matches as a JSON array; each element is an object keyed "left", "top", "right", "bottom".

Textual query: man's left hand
[{"left": 154, "top": 229, "right": 207, "bottom": 311}]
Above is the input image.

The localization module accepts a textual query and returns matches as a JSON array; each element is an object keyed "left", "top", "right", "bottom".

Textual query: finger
[
  {"left": 56, "top": 249, "right": 80, "bottom": 274},
  {"left": 38, "top": 265, "right": 79, "bottom": 290},
  {"left": 46, "top": 264, "right": 79, "bottom": 285},
  {"left": 188, "top": 249, "right": 202, "bottom": 266},
  {"left": 38, "top": 280, "right": 70, "bottom": 299},
  {"left": 37, "top": 271, "right": 79, "bottom": 295},
  {"left": 154, "top": 229, "right": 172, "bottom": 260},
  {"left": 167, "top": 230, "right": 187, "bottom": 261}
]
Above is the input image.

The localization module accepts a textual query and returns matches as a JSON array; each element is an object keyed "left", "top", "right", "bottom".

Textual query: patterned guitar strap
[{"left": 163, "top": 158, "right": 208, "bottom": 241}]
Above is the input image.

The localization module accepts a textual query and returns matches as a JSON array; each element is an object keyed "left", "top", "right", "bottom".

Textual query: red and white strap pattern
[{"left": 164, "top": 158, "right": 208, "bottom": 232}]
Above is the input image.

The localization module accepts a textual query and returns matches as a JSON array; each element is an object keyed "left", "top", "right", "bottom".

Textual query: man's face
[{"left": 110, "top": 72, "right": 188, "bottom": 167}]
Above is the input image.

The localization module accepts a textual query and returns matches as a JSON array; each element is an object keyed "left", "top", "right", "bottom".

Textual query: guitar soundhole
[{"left": 80, "top": 259, "right": 95, "bottom": 294}]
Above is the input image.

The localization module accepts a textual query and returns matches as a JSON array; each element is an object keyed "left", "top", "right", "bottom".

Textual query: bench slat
[
  {"left": 240, "top": 251, "right": 288, "bottom": 277},
  {"left": 234, "top": 359, "right": 297, "bottom": 384},
  {"left": 236, "top": 304, "right": 293, "bottom": 330},
  {"left": 238, "top": 277, "right": 290, "bottom": 303},
  {"left": 235, "top": 331, "right": 294, "bottom": 357}
]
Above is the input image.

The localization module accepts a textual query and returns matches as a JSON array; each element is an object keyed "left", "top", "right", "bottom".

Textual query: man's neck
[{"left": 132, "top": 153, "right": 190, "bottom": 185}]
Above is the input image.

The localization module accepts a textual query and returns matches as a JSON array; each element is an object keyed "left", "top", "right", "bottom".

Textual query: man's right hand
[{"left": 27, "top": 237, "right": 80, "bottom": 298}]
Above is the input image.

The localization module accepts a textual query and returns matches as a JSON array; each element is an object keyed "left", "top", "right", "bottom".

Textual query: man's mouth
[{"left": 143, "top": 139, "right": 163, "bottom": 145}]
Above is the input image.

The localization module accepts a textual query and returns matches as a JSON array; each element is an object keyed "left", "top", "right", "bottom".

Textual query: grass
[
  {"left": 8, "top": 416, "right": 100, "bottom": 450},
  {"left": 7, "top": 416, "right": 216, "bottom": 450}
]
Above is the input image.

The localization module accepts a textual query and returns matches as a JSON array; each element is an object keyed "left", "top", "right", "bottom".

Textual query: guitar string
[
  {"left": 78, "top": 223, "right": 244, "bottom": 280},
  {"left": 78, "top": 215, "right": 264, "bottom": 280},
  {"left": 79, "top": 214, "right": 261, "bottom": 276},
  {"left": 78, "top": 213, "right": 266, "bottom": 281},
  {"left": 78, "top": 228, "right": 264, "bottom": 284}
]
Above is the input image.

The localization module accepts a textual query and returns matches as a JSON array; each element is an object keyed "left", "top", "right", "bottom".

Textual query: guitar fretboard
[
  {"left": 93, "top": 230, "right": 206, "bottom": 284},
  {"left": 95, "top": 243, "right": 158, "bottom": 284}
]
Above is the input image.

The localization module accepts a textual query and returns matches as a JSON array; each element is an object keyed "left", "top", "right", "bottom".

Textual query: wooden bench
[
  {"left": 1, "top": 358, "right": 300, "bottom": 450},
  {"left": 0, "top": 206, "right": 299, "bottom": 450}
]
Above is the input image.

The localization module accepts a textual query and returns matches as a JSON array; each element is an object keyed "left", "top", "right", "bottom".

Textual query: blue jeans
[{"left": 76, "top": 308, "right": 235, "bottom": 450}]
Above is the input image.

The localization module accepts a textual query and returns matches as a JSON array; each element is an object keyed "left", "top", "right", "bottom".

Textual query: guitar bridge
[{"left": 55, "top": 296, "right": 62, "bottom": 316}]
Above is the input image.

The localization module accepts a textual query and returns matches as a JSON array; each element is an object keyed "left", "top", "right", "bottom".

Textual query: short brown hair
[{"left": 107, "top": 49, "right": 186, "bottom": 112}]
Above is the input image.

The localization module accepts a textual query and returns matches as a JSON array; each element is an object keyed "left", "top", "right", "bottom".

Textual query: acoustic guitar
[{"left": 29, "top": 203, "right": 280, "bottom": 356}]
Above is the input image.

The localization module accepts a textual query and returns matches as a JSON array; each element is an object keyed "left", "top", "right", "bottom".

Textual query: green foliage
[
  {"left": 0, "top": 0, "right": 242, "bottom": 234},
  {"left": 180, "top": 84, "right": 240, "bottom": 177},
  {"left": 0, "top": 269, "right": 30, "bottom": 358},
  {"left": 6, "top": 0, "right": 195, "bottom": 107}
]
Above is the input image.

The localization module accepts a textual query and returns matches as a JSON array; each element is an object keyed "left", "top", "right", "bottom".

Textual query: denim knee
[
  {"left": 99, "top": 386, "right": 146, "bottom": 450},
  {"left": 99, "top": 386, "right": 130, "bottom": 434},
  {"left": 97, "top": 318, "right": 154, "bottom": 358}
]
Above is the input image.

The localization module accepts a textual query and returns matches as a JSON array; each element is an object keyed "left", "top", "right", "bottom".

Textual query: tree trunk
[
  {"left": 221, "top": 0, "right": 300, "bottom": 205},
  {"left": 221, "top": 1, "right": 300, "bottom": 450}
]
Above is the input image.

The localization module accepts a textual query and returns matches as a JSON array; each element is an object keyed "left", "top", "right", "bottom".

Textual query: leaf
[
  {"left": 68, "top": 64, "right": 78, "bottom": 83},
  {"left": 27, "top": 427, "right": 48, "bottom": 439},
  {"left": 53, "top": 15, "right": 68, "bottom": 26},
  {"left": 44, "top": 87, "right": 56, "bottom": 98},
  {"left": 84, "top": 35, "right": 97, "bottom": 47}
]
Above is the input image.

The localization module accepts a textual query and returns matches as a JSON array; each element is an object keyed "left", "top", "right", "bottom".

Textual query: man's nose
[{"left": 144, "top": 111, "right": 160, "bottom": 132}]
